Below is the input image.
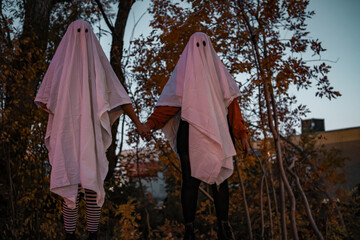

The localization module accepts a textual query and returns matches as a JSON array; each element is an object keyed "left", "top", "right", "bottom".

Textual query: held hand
[
  {"left": 239, "top": 136, "right": 250, "bottom": 159},
  {"left": 138, "top": 123, "right": 152, "bottom": 141},
  {"left": 143, "top": 123, "right": 152, "bottom": 141},
  {"left": 120, "top": 104, "right": 153, "bottom": 141},
  {"left": 136, "top": 123, "right": 149, "bottom": 140}
]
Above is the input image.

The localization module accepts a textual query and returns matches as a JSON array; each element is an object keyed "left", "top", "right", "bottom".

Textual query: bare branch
[
  {"left": 304, "top": 57, "right": 339, "bottom": 63},
  {"left": 123, "top": 9, "right": 148, "bottom": 70},
  {"left": 93, "top": 0, "right": 114, "bottom": 33}
]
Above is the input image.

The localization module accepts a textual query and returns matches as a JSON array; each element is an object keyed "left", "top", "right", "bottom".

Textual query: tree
[
  {"left": 1, "top": 1, "right": 63, "bottom": 237},
  {"left": 94, "top": 0, "right": 138, "bottom": 180}
]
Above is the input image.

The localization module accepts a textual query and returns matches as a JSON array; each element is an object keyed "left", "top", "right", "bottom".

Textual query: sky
[
  {"left": 99, "top": 0, "right": 360, "bottom": 133},
  {"left": 294, "top": 0, "right": 360, "bottom": 131}
]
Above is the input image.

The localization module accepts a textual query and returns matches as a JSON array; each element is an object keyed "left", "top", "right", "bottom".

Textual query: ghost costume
[
  {"left": 157, "top": 32, "right": 241, "bottom": 185},
  {"left": 146, "top": 33, "right": 247, "bottom": 231},
  {"left": 35, "top": 20, "right": 131, "bottom": 209}
]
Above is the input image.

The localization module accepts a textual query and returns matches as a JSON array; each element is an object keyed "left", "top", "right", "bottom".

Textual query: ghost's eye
[
  {"left": 203, "top": 41, "right": 206, "bottom": 46},
  {"left": 77, "top": 28, "right": 81, "bottom": 32},
  {"left": 85, "top": 28, "right": 88, "bottom": 33},
  {"left": 196, "top": 42, "right": 199, "bottom": 47}
]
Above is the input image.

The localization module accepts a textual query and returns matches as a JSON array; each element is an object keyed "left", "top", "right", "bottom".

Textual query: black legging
[{"left": 177, "top": 120, "right": 230, "bottom": 223}]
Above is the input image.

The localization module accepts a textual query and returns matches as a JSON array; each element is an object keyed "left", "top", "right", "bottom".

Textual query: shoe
[
  {"left": 65, "top": 232, "right": 76, "bottom": 240},
  {"left": 184, "top": 222, "right": 195, "bottom": 240},
  {"left": 88, "top": 231, "right": 97, "bottom": 240},
  {"left": 217, "top": 221, "right": 235, "bottom": 240}
]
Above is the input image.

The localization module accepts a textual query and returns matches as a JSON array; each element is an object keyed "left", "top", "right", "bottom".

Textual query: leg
[
  {"left": 177, "top": 120, "right": 201, "bottom": 224},
  {"left": 211, "top": 180, "right": 229, "bottom": 221},
  {"left": 211, "top": 119, "right": 236, "bottom": 239},
  {"left": 212, "top": 181, "right": 235, "bottom": 240},
  {"left": 180, "top": 157, "right": 201, "bottom": 223},
  {"left": 84, "top": 188, "right": 101, "bottom": 235},
  {"left": 63, "top": 188, "right": 80, "bottom": 235},
  {"left": 177, "top": 120, "right": 200, "bottom": 239}
]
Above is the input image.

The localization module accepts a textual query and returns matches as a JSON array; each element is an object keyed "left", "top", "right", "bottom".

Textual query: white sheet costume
[
  {"left": 157, "top": 32, "right": 240, "bottom": 185},
  {"left": 35, "top": 20, "right": 131, "bottom": 208}
]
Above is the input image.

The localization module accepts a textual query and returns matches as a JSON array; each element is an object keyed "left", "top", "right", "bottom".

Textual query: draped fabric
[
  {"left": 157, "top": 32, "right": 240, "bottom": 184},
  {"left": 35, "top": 20, "right": 131, "bottom": 208}
]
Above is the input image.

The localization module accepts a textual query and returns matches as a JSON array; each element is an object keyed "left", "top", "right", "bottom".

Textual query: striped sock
[
  {"left": 84, "top": 189, "right": 101, "bottom": 232},
  {"left": 63, "top": 190, "right": 80, "bottom": 233}
]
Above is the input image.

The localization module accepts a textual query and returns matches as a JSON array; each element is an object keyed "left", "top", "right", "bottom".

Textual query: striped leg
[
  {"left": 84, "top": 189, "right": 101, "bottom": 232},
  {"left": 63, "top": 191, "right": 80, "bottom": 233}
]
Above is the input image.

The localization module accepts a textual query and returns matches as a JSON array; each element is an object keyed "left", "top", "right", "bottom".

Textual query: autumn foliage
[{"left": 0, "top": 0, "right": 358, "bottom": 239}]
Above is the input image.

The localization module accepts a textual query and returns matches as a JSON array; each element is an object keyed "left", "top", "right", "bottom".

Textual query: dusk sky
[
  {"left": 99, "top": 0, "right": 360, "bottom": 133},
  {"left": 295, "top": 0, "right": 360, "bottom": 131}
]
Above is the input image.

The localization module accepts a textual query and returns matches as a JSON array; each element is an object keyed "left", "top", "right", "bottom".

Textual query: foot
[
  {"left": 65, "top": 232, "right": 76, "bottom": 240},
  {"left": 217, "top": 221, "right": 235, "bottom": 240},
  {"left": 88, "top": 231, "right": 97, "bottom": 240},
  {"left": 184, "top": 222, "right": 195, "bottom": 240}
]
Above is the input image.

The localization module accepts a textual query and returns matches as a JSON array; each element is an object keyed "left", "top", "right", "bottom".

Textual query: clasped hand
[{"left": 136, "top": 123, "right": 152, "bottom": 141}]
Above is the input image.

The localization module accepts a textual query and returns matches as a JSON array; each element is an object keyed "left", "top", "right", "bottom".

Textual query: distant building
[
  {"left": 114, "top": 148, "right": 167, "bottom": 206},
  {"left": 294, "top": 119, "right": 360, "bottom": 190},
  {"left": 251, "top": 119, "right": 360, "bottom": 190},
  {"left": 301, "top": 118, "right": 325, "bottom": 133}
]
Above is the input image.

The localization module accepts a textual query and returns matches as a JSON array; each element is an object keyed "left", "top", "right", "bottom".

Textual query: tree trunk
[
  {"left": 288, "top": 168, "right": 324, "bottom": 240},
  {"left": 1, "top": 0, "right": 56, "bottom": 236},
  {"left": 260, "top": 175, "right": 265, "bottom": 239},
  {"left": 279, "top": 178, "right": 287, "bottom": 239},
  {"left": 103, "top": 0, "right": 135, "bottom": 180},
  {"left": 256, "top": 152, "right": 274, "bottom": 239},
  {"left": 263, "top": 83, "right": 299, "bottom": 240},
  {"left": 264, "top": 171, "right": 274, "bottom": 239},
  {"left": 22, "top": 0, "right": 54, "bottom": 50},
  {"left": 234, "top": 153, "right": 253, "bottom": 240}
]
